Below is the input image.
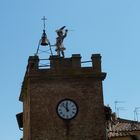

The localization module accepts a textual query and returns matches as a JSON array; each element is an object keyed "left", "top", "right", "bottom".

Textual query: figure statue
[{"left": 55, "top": 26, "right": 68, "bottom": 57}]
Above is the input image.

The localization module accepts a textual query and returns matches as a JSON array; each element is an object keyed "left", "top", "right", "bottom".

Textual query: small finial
[{"left": 41, "top": 16, "right": 47, "bottom": 30}]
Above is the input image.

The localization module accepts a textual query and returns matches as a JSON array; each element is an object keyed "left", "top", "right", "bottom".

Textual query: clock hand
[
  {"left": 62, "top": 102, "right": 69, "bottom": 112},
  {"left": 62, "top": 103, "right": 66, "bottom": 108},
  {"left": 62, "top": 103, "right": 68, "bottom": 111},
  {"left": 66, "top": 101, "right": 69, "bottom": 112}
]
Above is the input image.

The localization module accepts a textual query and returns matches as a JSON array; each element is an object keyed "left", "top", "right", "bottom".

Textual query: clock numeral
[
  {"left": 72, "top": 111, "right": 76, "bottom": 114},
  {"left": 72, "top": 108, "right": 76, "bottom": 110},
  {"left": 61, "top": 103, "right": 65, "bottom": 107},
  {"left": 59, "top": 112, "right": 63, "bottom": 114}
]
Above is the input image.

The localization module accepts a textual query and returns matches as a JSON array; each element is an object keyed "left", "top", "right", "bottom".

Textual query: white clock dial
[{"left": 56, "top": 99, "right": 78, "bottom": 120}]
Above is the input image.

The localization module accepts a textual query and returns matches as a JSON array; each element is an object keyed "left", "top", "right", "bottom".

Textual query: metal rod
[
  {"left": 48, "top": 42, "right": 53, "bottom": 55},
  {"left": 35, "top": 40, "right": 41, "bottom": 55},
  {"left": 39, "top": 59, "right": 50, "bottom": 60},
  {"left": 81, "top": 61, "right": 92, "bottom": 63},
  {"left": 39, "top": 65, "right": 50, "bottom": 67}
]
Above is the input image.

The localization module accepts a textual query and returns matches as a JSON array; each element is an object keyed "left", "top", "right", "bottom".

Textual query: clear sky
[{"left": 0, "top": 0, "right": 140, "bottom": 139}]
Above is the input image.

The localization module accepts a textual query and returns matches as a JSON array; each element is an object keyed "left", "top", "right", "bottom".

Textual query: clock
[{"left": 56, "top": 99, "right": 78, "bottom": 120}]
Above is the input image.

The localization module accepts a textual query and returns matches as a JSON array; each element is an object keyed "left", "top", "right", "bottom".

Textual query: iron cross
[{"left": 41, "top": 16, "right": 47, "bottom": 30}]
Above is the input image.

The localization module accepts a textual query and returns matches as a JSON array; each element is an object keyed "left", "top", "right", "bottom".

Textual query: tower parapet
[
  {"left": 91, "top": 54, "right": 102, "bottom": 72},
  {"left": 27, "top": 54, "right": 105, "bottom": 77}
]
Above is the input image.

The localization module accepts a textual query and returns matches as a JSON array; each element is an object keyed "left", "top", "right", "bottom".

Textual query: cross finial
[{"left": 41, "top": 16, "right": 47, "bottom": 30}]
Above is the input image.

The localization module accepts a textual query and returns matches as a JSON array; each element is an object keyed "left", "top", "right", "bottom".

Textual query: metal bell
[{"left": 40, "top": 30, "right": 49, "bottom": 46}]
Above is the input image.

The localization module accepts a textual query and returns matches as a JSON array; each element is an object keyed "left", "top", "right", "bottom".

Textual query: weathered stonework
[{"left": 20, "top": 54, "right": 106, "bottom": 140}]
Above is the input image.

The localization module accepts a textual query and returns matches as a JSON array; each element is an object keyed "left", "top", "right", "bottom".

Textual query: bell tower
[{"left": 17, "top": 19, "right": 107, "bottom": 140}]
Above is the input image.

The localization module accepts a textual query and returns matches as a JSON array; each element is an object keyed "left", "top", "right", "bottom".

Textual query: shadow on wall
[{"left": 131, "top": 135, "right": 140, "bottom": 140}]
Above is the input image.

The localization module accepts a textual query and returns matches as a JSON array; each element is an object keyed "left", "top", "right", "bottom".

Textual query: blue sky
[{"left": 0, "top": 0, "right": 140, "bottom": 139}]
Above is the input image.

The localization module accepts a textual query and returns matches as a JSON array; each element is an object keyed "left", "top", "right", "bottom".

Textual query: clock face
[{"left": 56, "top": 99, "right": 78, "bottom": 120}]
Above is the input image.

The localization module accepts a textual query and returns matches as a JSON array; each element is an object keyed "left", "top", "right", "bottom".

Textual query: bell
[{"left": 40, "top": 30, "right": 49, "bottom": 46}]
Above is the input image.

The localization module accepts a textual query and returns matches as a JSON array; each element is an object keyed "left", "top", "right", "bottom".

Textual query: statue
[{"left": 55, "top": 26, "right": 68, "bottom": 57}]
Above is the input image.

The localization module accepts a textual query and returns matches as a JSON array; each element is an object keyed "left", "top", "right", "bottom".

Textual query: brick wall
[{"left": 20, "top": 54, "right": 106, "bottom": 140}]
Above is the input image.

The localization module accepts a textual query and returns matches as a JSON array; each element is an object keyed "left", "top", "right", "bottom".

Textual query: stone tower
[{"left": 19, "top": 54, "right": 106, "bottom": 140}]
